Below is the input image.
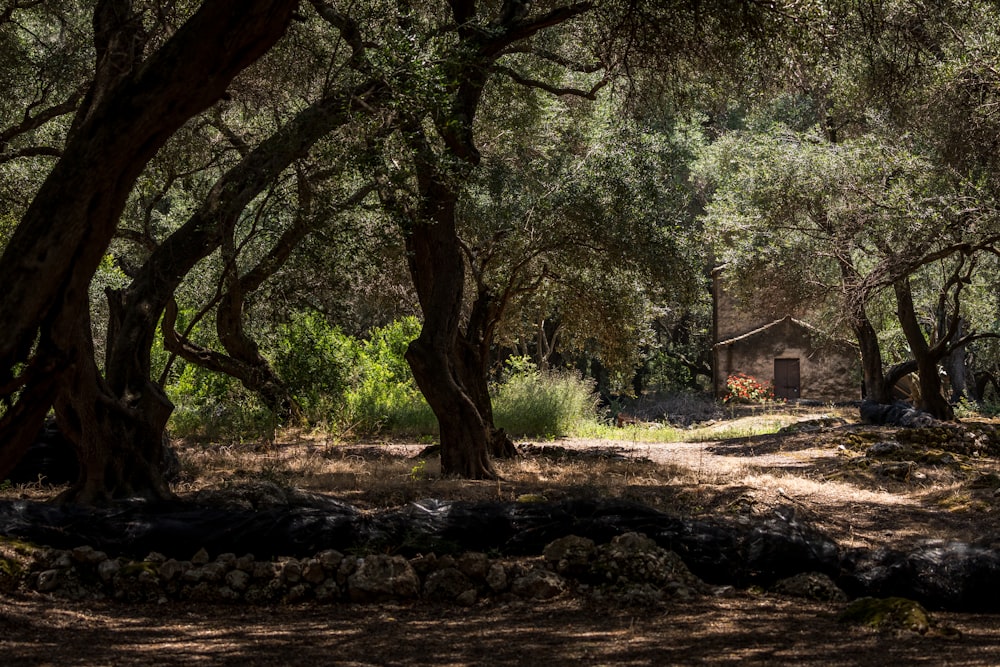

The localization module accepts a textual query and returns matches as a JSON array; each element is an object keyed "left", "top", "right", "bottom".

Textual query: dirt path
[
  {"left": 3, "top": 592, "right": 997, "bottom": 666},
  {"left": 4, "top": 418, "right": 1000, "bottom": 665}
]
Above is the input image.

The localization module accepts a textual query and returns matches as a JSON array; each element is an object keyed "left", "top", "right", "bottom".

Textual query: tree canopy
[{"left": 3, "top": 0, "right": 1000, "bottom": 502}]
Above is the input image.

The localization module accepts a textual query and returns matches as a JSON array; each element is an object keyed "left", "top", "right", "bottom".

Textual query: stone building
[{"left": 712, "top": 267, "right": 860, "bottom": 402}]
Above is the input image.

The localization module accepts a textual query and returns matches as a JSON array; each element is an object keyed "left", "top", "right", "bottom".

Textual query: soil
[{"left": 3, "top": 411, "right": 1000, "bottom": 665}]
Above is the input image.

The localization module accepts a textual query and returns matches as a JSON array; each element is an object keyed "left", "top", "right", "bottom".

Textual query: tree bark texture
[
  {"left": 0, "top": 0, "right": 299, "bottom": 501},
  {"left": 893, "top": 279, "right": 955, "bottom": 420},
  {"left": 838, "top": 257, "right": 891, "bottom": 403},
  {"left": 403, "top": 174, "right": 499, "bottom": 479},
  {"left": 54, "top": 314, "right": 174, "bottom": 505}
]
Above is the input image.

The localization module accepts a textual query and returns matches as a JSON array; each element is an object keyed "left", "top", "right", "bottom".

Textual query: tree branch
[{"left": 493, "top": 64, "right": 608, "bottom": 99}]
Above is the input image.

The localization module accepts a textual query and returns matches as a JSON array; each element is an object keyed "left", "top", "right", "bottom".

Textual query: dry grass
[
  {"left": 6, "top": 408, "right": 1000, "bottom": 665},
  {"left": 4, "top": 405, "right": 998, "bottom": 552},
  {"left": 133, "top": 403, "right": 999, "bottom": 554}
]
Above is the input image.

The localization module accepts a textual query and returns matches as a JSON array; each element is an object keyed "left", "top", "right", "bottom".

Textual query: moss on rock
[{"left": 839, "top": 596, "right": 930, "bottom": 633}]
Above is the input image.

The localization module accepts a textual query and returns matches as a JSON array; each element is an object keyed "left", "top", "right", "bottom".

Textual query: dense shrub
[
  {"left": 167, "top": 318, "right": 606, "bottom": 440},
  {"left": 272, "top": 311, "right": 354, "bottom": 421},
  {"left": 341, "top": 318, "right": 436, "bottom": 435},
  {"left": 167, "top": 363, "right": 276, "bottom": 442},
  {"left": 492, "top": 357, "right": 599, "bottom": 438}
]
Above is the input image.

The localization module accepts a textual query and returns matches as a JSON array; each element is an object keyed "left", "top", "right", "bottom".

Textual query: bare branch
[
  {"left": 307, "top": 0, "right": 370, "bottom": 69},
  {"left": 493, "top": 64, "right": 608, "bottom": 99},
  {"left": 481, "top": 2, "right": 594, "bottom": 57},
  {"left": 0, "top": 86, "right": 84, "bottom": 147}
]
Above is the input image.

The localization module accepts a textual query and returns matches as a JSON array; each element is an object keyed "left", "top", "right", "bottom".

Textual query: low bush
[
  {"left": 492, "top": 357, "right": 600, "bottom": 438},
  {"left": 167, "top": 365, "right": 277, "bottom": 443}
]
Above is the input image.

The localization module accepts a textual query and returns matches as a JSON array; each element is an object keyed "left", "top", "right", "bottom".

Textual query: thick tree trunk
[
  {"left": 942, "top": 318, "right": 969, "bottom": 403},
  {"left": 402, "top": 161, "right": 498, "bottom": 478},
  {"left": 54, "top": 316, "right": 174, "bottom": 505},
  {"left": 853, "top": 316, "right": 892, "bottom": 403},
  {"left": 407, "top": 336, "right": 497, "bottom": 479},
  {"left": 894, "top": 279, "right": 955, "bottom": 420},
  {"left": 0, "top": 0, "right": 298, "bottom": 501},
  {"left": 456, "top": 338, "right": 517, "bottom": 459}
]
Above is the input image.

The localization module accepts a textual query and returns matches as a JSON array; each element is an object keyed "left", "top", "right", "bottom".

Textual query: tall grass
[{"left": 492, "top": 357, "right": 599, "bottom": 438}]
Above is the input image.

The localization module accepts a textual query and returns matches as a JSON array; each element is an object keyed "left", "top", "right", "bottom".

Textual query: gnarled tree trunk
[
  {"left": 55, "top": 314, "right": 174, "bottom": 505},
  {"left": 0, "top": 0, "right": 298, "bottom": 502},
  {"left": 837, "top": 256, "right": 893, "bottom": 403},
  {"left": 403, "top": 176, "right": 499, "bottom": 479},
  {"left": 894, "top": 278, "right": 955, "bottom": 420}
]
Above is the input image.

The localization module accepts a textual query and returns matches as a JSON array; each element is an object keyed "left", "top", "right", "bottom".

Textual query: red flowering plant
[{"left": 722, "top": 373, "right": 777, "bottom": 404}]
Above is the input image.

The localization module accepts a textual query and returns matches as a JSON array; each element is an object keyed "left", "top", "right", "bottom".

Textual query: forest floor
[{"left": 4, "top": 406, "right": 1000, "bottom": 665}]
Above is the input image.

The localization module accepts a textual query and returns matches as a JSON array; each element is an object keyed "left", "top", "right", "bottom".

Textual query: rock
[
  {"left": 285, "top": 583, "right": 310, "bottom": 603},
  {"left": 839, "top": 596, "right": 933, "bottom": 634},
  {"left": 279, "top": 559, "right": 302, "bottom": 584},
  {"left": 157, "top": 559, "right": 185, "bottom": 582},
  {"left": 511, "top": 569, "right": 567, "bottom": 600},
  {"left": 191, "top": 548, "right": 211, "bottom": 565},
  {"left": 302, "top": 558, "right": 325, "bottom": 585},
  {"left": 313, "top": 578, "right": 340, "bottom": 602},
  {"left": 198, "top": 561, "right": 226, "bottom": 583},
  {"left": 408, "top": 553, "right": 438, "bottom": 576},
  {"left": 457, "top": 552, "right": 490, "bottom": 580},
  {"left": 72, "top": 545, "right": 99, "bottom": 564},
  {"left": 234, "top": 554, "right": 255, "bottom": 572},
  {"left": 253, "top": 561, "right": 278, "bottom": 580},
  {"left": 316, "top": 549, "right": 344, "bottom": 571},
  {"left": 225, "top": 569, "right": 250, "bottom": 592},
  {"left": 336, "top": 557, "right": 358, "bottom": 586},
  {"left": 772, "top": 572, "right": 847, "bottom": 602},
  {"left": 866, "top": 441, "right": 904, "bottom": 458},
  {"left": 543, "top": 535, "right": 595, "bottom": 577},
  {"left": 217, "top": 585, "right": 241, "bottom": 602},
  {"left": 455, "top": 589, "right": 477, "bottom": 606},
  {"left": 424, "top": 567, "right": 474, "bottom": 601},
  {"left": 590, "top": 532, "right": 705, "bottom": 594},
  {"left": 347, "top": 555, "right": 420, "bottom": 602},
  {"left": 97, "top": 558, "right": 121, "bottom": 583},
  {"left": 873, "top": 462, "right": 914, "bottom": 480},
  {"left": 36, "top": 569, "right": 60, "bottom": 592},
  {"left": 486, "top": 562, "right": 508, "bottom": 592}
]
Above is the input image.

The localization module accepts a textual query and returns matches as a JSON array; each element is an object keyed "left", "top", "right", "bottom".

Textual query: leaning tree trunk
[
  {"left": 456, "top": 336, "right": 517, "bottom": 459},
  {"left": 894, "top": 278, "right": 955, "bottom": 420},
  {"left": 838, "top": 258, "right": 892, "bottom": 403},
  {"left": 0, "top": 0, "right": 298, "bottom": 501},
  {"left": 457, "top": 287, "right": 517, "bottom": 459},
  {"left": 942, "top": 317, "right": 970, "bottom": 403},
  {"left": 853, "top": 316, "right": 893, "bottom": 403}
]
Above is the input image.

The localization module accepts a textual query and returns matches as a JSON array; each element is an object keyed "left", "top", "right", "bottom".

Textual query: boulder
[{"left": 347, "top": 555, "right": 420, "bottom": 602}]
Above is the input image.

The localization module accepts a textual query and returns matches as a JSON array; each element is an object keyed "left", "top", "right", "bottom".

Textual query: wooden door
[{"left": 774, "top": 358, "right": 800, "bottom": 400}]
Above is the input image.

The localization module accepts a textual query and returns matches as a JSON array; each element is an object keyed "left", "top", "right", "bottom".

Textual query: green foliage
[
  {"left": 340, "top": 317, "right": 437, "bottom": 436},
  {"left": 272, "top": 311, "right": 353, "bottom": 419},
  {"left": 274, "top": 313, "right": 435, "bottom": 435},
  {"left": 167, "top": 363, "right": 277, "bottom": 443},
  {"left": 492, "top": 356, "right": 599, "bottom": 438}
]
